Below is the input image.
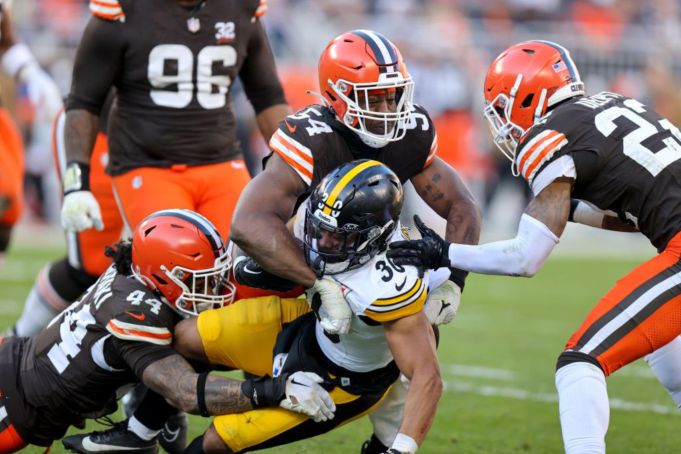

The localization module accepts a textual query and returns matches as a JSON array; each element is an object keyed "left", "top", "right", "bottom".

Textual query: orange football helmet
[
  {"left": 318, "top": 29, "right": 414, "bottom": 148},
  {"left": 131, "top": 209, "right": 235, "bottom": 316},
  {"left": 483, "top": 40, "right": 585, "bottom": 164}
]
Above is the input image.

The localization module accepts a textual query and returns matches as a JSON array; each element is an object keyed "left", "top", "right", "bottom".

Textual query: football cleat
[
  {"left": 360, "top": 434, "right": 390, "bottom": 454},
  {"left": 158, "top": 410, "right": 188, "bottom": 454},
  {"left": 62, "top": 419, "right": 158, "bottom": 453}
]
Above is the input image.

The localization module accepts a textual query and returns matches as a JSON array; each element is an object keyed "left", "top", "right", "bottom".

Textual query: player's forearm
[
  {"left": 142, "top": 354, "right": 254, "bottom": 415},
  {"left": 64, "top": 109, "right": 99, "bottom": 163},
  {"left": 444, "top": 194, "right": 481, "bottom": 245},
  {"left": 448, "top": 214, "right": 558, "bottom": 277},
  {"left": 398, "top": 370, "right": 443, "bottom": 446},
  {"left": 231, "top": 214, "right": 317, "bottom": 287}
]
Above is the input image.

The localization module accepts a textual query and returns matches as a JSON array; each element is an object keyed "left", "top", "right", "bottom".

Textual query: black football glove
[{"left": 387, "top": 215, "right": 451, "bottom": 270}]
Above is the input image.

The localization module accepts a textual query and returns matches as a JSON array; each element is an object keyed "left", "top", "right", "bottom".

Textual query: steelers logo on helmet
[
  {"left": 304, "top": 159, "right": 403, "bottom": 276},
  {"left": 318, "top": 29, "right": 414, "bottom": 149}
]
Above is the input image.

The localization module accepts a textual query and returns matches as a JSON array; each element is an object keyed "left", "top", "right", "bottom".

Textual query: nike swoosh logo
[
  {"left": 82, "top": 437, "right": 141, "bottom": 451},
  {"left": 290, "top": 378, "right": 310, "bottom": 387},
  {"left": 395, "top": 277, "right": 407, "bottom": 292},
  {"left": 242, "top": 264, "right": 262, "bottom": 275},
  {"left": 285, "top": 120, "right": 297, "bottom": 134},
  {"left": 126, "top": 311, "right": 145, "bottom": 321}
]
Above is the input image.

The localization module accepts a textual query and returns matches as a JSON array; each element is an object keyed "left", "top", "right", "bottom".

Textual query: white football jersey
[{"left": 293, "top": 204, "right": 429, "bottom": 372}]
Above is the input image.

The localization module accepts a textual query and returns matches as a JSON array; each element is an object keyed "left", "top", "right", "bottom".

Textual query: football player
[
  {"left": 0, "top": 209, "right": 334, "bottom": 453},
  {"left": 170, "top": 161, "right": 443, "bottom": 454},
  {"left": 61, "top": 0, "right": 288, "bottom": 239},
  {"left": 0, "top": 0, "right": 62, "bottom": 263},
  {"left": 7, "top": 98, "right": 122, "bottom": 338},
  {"left": 387, "top": 40, "right": 681, "bottom": 454},
  {"left": 229, "top": 30, "right": 479, "bottom": 451}
]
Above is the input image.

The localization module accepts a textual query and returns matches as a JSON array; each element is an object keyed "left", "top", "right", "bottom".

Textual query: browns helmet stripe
[
  {"left": 352, "top": 30, "right": 398, "bottom": 73},
  {"left": 146, "top": 209, "right": 224, "bottom": 258},
  {"left": 533, "top": 40, "right": 581, "bottom": 82}
]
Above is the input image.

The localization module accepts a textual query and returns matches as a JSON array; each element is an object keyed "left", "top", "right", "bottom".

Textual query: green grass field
[{"left": 1, "top": 242, "right": 680, "bottom": 453}]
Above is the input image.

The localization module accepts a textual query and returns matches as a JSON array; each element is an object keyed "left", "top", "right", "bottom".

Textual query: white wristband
[
  {"left": 2, "top": 43, "right": 36, "bottom": 79},
  {"left": 391, "top": 433, "right": 418, "bottom": 453}
]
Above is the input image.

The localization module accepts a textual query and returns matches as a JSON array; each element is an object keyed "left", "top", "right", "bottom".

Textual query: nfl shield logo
[{"left": 187, "top": 17, "right": 201, "bottom": 33}]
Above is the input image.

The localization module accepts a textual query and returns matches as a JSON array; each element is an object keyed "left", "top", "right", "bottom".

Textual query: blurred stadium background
[{"left": 2, "top": 0, "right": 680, "bottom": 452}]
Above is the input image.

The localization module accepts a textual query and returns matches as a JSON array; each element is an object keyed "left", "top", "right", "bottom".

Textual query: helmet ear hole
[
  {"left": 152, "top": 273, "right": 168, "bottom": 286},
  {"left": 521, "top": 93, "right": 534, "bottom": 108}
]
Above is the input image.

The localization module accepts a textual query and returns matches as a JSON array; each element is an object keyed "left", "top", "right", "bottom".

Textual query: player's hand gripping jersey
[{"left": 517, "top": 91, "right": 681, "bottom": 251}]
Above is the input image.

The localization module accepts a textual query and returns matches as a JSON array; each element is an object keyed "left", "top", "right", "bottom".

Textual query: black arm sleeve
[
  {"left": 239, "top": 20, "right": 286, "bottom": 113},
  {"left": 65, "top": 16, "right": 125, "bottom": 115},
  {"left": 233, "top": 256, "right": 299, "bottom": 292}
]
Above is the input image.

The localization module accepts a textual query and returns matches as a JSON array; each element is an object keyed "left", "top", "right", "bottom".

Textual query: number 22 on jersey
[{"left": 596, "top": 98, "right": 681, "bottom": 176}]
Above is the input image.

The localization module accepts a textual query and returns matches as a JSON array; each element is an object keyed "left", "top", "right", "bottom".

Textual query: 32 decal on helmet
[
  {"left": 303, "top": 159, "right": 403, "bottom": 275},
  {"left": 483, "top": 40, "right": 584, "bottom": 170},
  {"left": 318, "top": 30, "right": 414, "bottom": 148},
  {"left": 131, "top": 209, "right": 236, "bottom": 316}
]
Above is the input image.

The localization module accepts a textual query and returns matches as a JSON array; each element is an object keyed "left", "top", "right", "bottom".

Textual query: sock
[
  {"left": 14, "top": 265, "right": 69, "bottom": 336},
  {"left": 555, "top": 362, "right": 609, "bottom": 454},
  {"left": 368, "top": 374, "right": 409, "bottom": 446},
  {"left": 184, "top": 436, "right": 205, "bottom": 454},
  {"left": 133, "top": 388, "right": 179, "bottom": 431},
  {"left": 128, "top": 415, "right": 161, "bottom": 441},
  {"left": 645, "top": 335, "right": 681, "bottom": 409}
]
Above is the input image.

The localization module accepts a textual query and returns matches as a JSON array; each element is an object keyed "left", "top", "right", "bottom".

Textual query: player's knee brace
[{"left": 556, "top": 350, "right": 604, "bottom": 373}]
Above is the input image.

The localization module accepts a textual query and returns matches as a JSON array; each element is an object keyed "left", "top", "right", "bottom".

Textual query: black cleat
[
  {"left": 158, "top": 410, "right": 188, "bottom": 454},
  {"left": 360, "top": 434, "right": 390, "bottom": 454},
  {"left": 62, "top": 420, "right": 158, "bottom": 453}
]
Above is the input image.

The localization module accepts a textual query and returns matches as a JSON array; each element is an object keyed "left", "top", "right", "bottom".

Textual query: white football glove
[
  {"left": 308, "top": 277, "right": 352, "bottom": 335},
  {"left": 61, "top": 191, "right": 104, "bottom": 232},
  {"left": 424, "top": 280, "right": 461, "bottom": 326},
  {"left": 280, "top": 371, "right": 336, "bottom": 423},
  {"left": 19, "top": 63, "right": 63, "bottom": 123}
]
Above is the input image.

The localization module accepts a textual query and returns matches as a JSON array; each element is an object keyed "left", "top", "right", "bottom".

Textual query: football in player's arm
[
  {"left": 388, "top": 41, "right": 681, "bottom": 454},
  {"left": 0, "top": 210, "right": 333, "bottom": 454},
  {"left": 175, "top": 161, "right": 442, "bottom": 454}
]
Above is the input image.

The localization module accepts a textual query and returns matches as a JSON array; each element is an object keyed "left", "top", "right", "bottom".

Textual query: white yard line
[{"left": 445, "top": 381, "right": 678, "bottom": 415}]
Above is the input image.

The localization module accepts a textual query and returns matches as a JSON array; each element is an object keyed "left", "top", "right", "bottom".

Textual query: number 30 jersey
[
  {"left": 17, "top": 266, "right": 178, "bottom": 428},
  {"left": 66, "top": 0, "right": 285, "bottom": 175},
  {"left": 517, "top": 92, "right": 681, "bottom": 251},
  {"left": 292, "top": 207, "right": 428, "bottom": 372}
]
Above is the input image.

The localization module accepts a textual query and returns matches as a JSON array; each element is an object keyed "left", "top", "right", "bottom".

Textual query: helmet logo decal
[{"left": 322, "top": 161, "right": 382, "bottom": 216}]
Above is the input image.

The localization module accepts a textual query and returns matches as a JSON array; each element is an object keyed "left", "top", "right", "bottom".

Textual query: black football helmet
[{"left": 304, "top": 159, "right": 403, "bottom": 275}]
